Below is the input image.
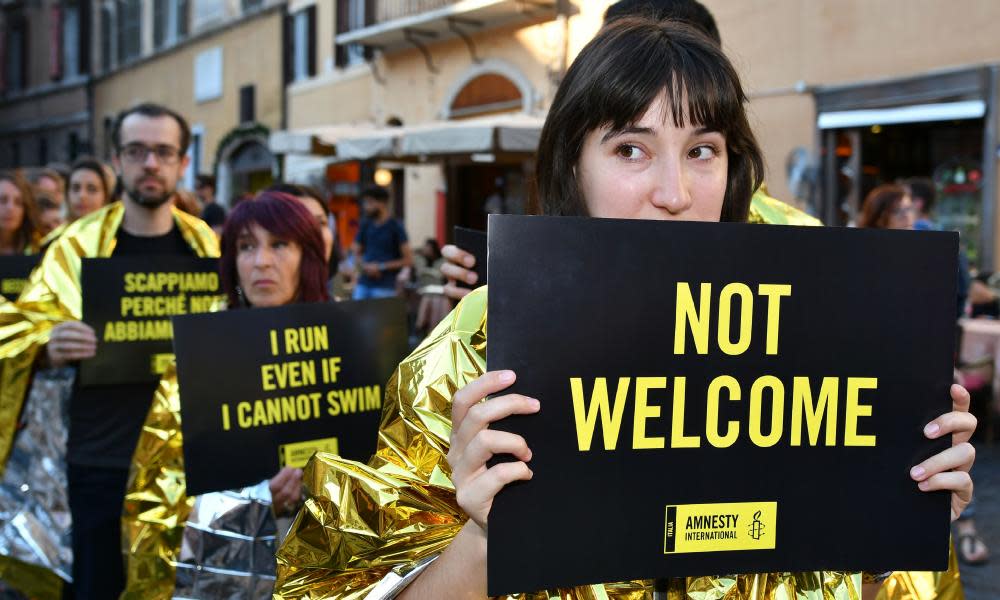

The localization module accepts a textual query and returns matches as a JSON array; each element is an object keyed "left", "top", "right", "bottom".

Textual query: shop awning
[
  {"left": 399, "top": 114, "right": 545, "bottom": 156},
  {"left": 268, "top": 124, "right": 379, "bottom": 156},
  {"left": 335, "top": 0, "right": 553, "bottom": 50},
  {"left": 331, "top": 114, "right": 545, "bottom": 160},
  {"left": 817, "top": 100, "right": 986, "bottom": 129},
  {"left": 335, "top": 129, "right": 400, "bottom": 161}
]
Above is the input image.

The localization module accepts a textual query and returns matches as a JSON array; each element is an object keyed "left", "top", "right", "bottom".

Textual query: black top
[{"left": 67, "top": 226, "right": 195, "bottom": 469}]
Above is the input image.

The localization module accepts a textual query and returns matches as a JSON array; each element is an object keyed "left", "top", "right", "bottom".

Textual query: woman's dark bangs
[{"left": 589, "top": 30, "right": 741, "bottom": 137}]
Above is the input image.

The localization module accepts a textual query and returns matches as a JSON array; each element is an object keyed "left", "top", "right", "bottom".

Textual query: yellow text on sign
[
  {"left": 278, "top": 437, "right": 339, "bottom": 469},
  {"left": 664, "top": 501, "right": 777, "bottom": 554}
]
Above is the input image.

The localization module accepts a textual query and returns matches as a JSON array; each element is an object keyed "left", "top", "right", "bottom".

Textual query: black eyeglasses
[{"left": 120, "top": 143, "right": 182, "bottom": 165}]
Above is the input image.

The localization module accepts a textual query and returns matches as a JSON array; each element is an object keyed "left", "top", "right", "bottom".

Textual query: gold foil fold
[
  {"left": 272, "top": 282, "right": 862, "bottom": 600},
  {"left": 748, "top": 188, "right": 822, "bottom": 226},
  {"left": 120, "top": 363, "right": 194, "bottom": 600}
]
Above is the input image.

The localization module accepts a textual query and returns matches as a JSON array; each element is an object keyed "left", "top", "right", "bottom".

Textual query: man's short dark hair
[
  {"left": 361, "top": 185, "right": 390, "bottom": 203},
  {"left": 111, "top": 103, "right": 192, "bottom": 155},
  {"left": 905, "top": 177, "right": 936, "bottom": 214},
  {"left": 604, "top": 0, "right": 721, "bottom": 46},
  {"left": 196, "top": 174, "right": 216, "bottom": 190}
]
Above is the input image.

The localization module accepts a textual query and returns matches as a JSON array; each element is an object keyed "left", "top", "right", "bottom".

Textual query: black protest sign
[
  {"left": 486, "top": 215, "right": 957, "bottom": 596},
  {"left": 80, "top": 257, "right": 221, "bottom": 386},
  {"left": 454, "top": 227, "right": 487, "bottom": 289},
  {"left": 173, "top": 299, "right": 408, "bottom": 496},
  {"left": 0, "top": 255, "right": 40, "bottom": 301}
]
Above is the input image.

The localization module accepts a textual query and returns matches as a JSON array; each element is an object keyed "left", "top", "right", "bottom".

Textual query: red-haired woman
[{"left": 120, "top": 191, "right": 329, "bottom": 599}]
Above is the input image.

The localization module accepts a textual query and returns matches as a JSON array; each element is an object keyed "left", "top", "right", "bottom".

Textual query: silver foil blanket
[
  {"left": 173, "top": 481, "right": 281, "bottom": 599},
  {"left": 0, "top": 367, "right": 74, "bottom": 584}
]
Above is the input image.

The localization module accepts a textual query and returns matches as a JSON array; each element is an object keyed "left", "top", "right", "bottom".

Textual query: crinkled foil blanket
[
  {"left": 0, "top": 368, "right": 73, "bottom": 599},
  {"left": 172, "top": 482, "right": 280, "bottom": 598}
]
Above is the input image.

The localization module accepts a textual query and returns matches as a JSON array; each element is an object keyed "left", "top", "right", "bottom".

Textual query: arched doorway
[{"left": 215, "top": 126, "right": 274, "bottom": 205}]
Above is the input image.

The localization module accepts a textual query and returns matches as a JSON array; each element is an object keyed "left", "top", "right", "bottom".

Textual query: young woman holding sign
[
  {"left": 121, "top": 191, "right": 330, "bottom": 598},
  {"left": 273, "top": 18, "right": 976, "bottom": 600}
]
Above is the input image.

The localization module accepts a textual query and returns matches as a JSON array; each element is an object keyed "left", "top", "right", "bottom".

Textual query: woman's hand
[
  {"left": 909, "top": 384, "right": 976, "bottom": 520},
  {"left": 441, "top": 244, "right": 478, "bottom": 301},
  {"left": 46, "top": 321, "right": 97, "bottom": 367},
  {"left": 269, "top": 467, "right": 304, "bottom": 516},
  {"left": 447, "top": 370, "right": 539, "bottom": 530}
]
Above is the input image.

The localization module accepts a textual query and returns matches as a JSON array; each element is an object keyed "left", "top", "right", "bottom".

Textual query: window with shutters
[
  {"left": 64, "top": 4, "right": 80, "bottom": 77},
  {"left": 3, "top": 13, "right": 28, "bottom": 92},
  {"left": 334, "top": 0, "right": 372, "bottom": 69},
  {"left": 117, "top": 0, "right": 141, "bottom": 63},
  {"left": 100, "top": 3, "right": 115, "bottom": 72},
  {"left": 154, "top": 0, "right": 189, "bottom": 49},
  {"left": 290, "top": 6, "right": 316, "bottom": 82}
]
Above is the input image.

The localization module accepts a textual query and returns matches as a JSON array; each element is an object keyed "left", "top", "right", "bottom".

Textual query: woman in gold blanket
[{"left": 274, "top": 18, "right": 976, "bottom": 600}]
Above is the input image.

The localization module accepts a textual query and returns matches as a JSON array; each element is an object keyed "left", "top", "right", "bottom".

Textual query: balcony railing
[{"left": 375, "top": 0, "right": 458, "bottom": 24}]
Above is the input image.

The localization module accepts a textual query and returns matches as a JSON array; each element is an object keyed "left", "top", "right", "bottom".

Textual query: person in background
[
  {"left": 856, "top": 184, "right": 915, "bottom": 230},
  {"left": 39, "top": 157, "right": 120, "bottom": 250},
  {"left": 351, "top": 185, "right": 412, "bottom": 300},
  {"left": 34, "top": 192, "right": 64, "bottom": 237},
  {"left": 121, "top": 192, "right": 329, "bottom": 599},
  {"left": 197, "top": 174, "right": 226, "bottom": 226},
  {"left": 68, "top": 157, "right": 117, "bottom": 221},
  {"left": 266, "top": 183, "right": 335, "bottom": 268},
  {"left": 172, "top": 189, "right": 202, "bottom": 216},
  {"left": 414, "top": 238, "right": 450, "bottom": 334},
  {"left": 0, "top": 170, "right": 39, "bottom": 255},
  {"left": 28, "top": 167, "right": 67, "bottom": 209},
  {"left": 906, "top": 177, "right": 939, "bottom": 231}
]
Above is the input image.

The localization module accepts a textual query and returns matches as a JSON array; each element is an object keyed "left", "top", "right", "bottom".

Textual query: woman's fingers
[
  {"left": 441, "top": 261, "right": 478, "bottom": 285},
  {"left": 455, "top": 460, "right": 533, "bottom": 527},
  {"left": 452, "top": 393, "right": 539, "bottom": 454},
  {"left": 950, "top": 383, "right": 971, "bottom": 413},
  {"left": 916, "top": 470, "right": 972, "bottom": 495},
  {"left": 924, "top": 410, "right": 977, "bottom": 445},
  {"left": 911, "top": 442, "right": 976, "bottom": 481},
  {"left": 442, "top": 244, "right": 476, "bottom": 269},
  {"left": 451, "top": 371, "right": 517, "bottom": 430},
  {"left": 452, "top": 429, "right": 532, "bottom": 483}
]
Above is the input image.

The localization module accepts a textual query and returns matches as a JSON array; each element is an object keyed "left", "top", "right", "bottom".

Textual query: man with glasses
[{"left": 0, "top": 103, "right": 218, "bottom": 598}]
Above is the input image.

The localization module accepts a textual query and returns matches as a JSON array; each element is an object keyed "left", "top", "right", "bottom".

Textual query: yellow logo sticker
[
  {"left": 664, "top": 501, "right": 777, "bottom": 553},
  {"left": 150, "top": 353, "right": 175, "bottom": 375},
  {"left": 278, "top": 436, "right": 340, "bottom": 468}
]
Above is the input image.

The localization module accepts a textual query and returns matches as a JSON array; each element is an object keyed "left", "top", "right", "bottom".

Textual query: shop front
[{"left": 815, "top": 66, "right": 999, "bottom": 269}]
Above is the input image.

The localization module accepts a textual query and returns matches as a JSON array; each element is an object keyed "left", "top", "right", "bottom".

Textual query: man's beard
[{"left": 126, "top": 181, "right": 173, "bottom": 208}]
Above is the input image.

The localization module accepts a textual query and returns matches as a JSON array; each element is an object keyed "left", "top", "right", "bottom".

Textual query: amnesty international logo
[
  {"left": 748, "top": 510, "right": 765, "bottom": 540},
  {"left": 664, "top": 501, "right": 777, "bottom": 554}
]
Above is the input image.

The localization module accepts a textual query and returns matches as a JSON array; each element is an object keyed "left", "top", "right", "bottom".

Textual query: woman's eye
[
  {"left": 237, "top": 242, "right": 254, "bottom": 252},
  {"left": 616, "top": 144, "right": 646, "bottom": 161},
  {"left": 689, "top": 145, "right": 718, "bottom": 160},
  {"left": 273, "top": 240, "right": 289, "bottom": 249}
]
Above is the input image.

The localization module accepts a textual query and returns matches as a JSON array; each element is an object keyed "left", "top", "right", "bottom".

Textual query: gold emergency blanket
[
  {"left": 748, "top": 188, "right": 822, "bottom": 226},
  {"left": 121, "top": 365, "right": 282, "bottom": 599},
  {"left": 0, "top": 202, "right": 218, "bottom": 596}
]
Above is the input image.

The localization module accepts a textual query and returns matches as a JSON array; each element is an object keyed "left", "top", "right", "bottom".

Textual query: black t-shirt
[{"left": 67, "top": 226, "right": 195, "bottom": 468}]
